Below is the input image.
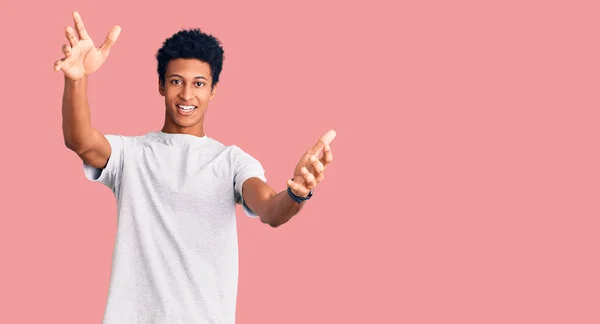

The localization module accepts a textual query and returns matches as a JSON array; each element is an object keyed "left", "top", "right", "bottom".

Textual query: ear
[
  {"left": 209, "top": 84, "right": 217, "bottom": 100},
  {"left": 158, "top": 80, "right": 165, "bottom": 96}
]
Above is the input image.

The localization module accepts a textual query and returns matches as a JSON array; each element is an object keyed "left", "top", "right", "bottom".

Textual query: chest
[{"left": 122, "top": 145, "right": 236, "bottom": 209}]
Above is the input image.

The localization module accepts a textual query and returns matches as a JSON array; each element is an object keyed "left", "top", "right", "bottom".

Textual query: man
[{"left": 54, "top": 11, "right": 336, "bottom": 324}]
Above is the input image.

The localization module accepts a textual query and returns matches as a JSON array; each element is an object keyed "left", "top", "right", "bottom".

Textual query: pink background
[{"left": 1, "top": 0, "right": 599, "bottom": 323}]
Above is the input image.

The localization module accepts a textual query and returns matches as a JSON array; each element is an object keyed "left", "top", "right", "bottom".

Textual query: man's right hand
[{"left": 54, "top": 11, "right": 121, "bottom": 81}]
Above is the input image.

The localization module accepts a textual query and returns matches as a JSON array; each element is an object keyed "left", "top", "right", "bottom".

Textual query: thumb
[{"left": 100, "top": 25, "right": 121, "bottom": 57}]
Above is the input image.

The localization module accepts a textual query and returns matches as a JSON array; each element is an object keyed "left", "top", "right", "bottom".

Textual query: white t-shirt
[{"left": 83, "top": 131, "right": 266, "bottom": 324}]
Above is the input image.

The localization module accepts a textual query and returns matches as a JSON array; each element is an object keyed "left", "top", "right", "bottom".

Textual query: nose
[{"left": 179, "top": 85, "right": 193, "bottom": 101}]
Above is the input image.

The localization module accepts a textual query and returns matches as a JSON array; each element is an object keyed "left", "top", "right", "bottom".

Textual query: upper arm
[
  {"left": 232, "top": 146, "right": 267, "bottom": 217},
  {"left": 79, "top": 133, "right": 129, "bottom": 194},
  {"left": 73, "top": 129, "right": 112, "bottom": 169},
  {"left": 241, "top": 177, "right": 276, "bottom": 217}
]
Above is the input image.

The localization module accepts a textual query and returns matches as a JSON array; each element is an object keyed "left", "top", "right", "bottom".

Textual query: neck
[{"left": 161, "top": 118, "right": 206, "bottom": 137}]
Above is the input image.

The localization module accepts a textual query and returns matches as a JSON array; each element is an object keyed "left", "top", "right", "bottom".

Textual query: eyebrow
[{"left": 168, "top": 74, "right": 208, "bottom": 80}]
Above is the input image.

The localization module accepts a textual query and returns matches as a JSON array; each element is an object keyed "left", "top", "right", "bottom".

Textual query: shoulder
[
  {"left": 203, "top": 137, "right": 256, "bottom": 159},
  {"left": 227, "top": 144, "right": 261, "bottom": 163},
  {"left": 103, "top": 133, "right": 144, "bottom": 144},
  {"left": 97, "top": 133, "right": 138, "bottom": 154}
]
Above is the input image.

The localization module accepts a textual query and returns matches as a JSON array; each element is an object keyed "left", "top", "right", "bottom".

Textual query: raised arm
[
  {"left": 243, "top": 130, "right": 336, "bottom": 227},
  {"left": 54, "top": 11, "right": 121, "bottom": 169}
]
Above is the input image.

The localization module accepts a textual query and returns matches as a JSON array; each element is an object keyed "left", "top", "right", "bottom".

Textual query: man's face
[{"left": 159, "top": 58, "right": 216, "bottom": 131}]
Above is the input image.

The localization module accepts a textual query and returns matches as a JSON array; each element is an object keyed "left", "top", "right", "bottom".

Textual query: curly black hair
[{"left": 155, "top": 28, "right": 224, "bottom": 88}]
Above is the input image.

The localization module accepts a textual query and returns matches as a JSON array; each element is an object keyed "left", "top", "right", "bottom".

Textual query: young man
[{"left": 54, "top": 11, "right": 335, "bottom": 324}]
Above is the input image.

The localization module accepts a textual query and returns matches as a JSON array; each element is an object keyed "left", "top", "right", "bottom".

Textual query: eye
[
  {"left": 195, "top": 82, "right": 205, "bottom": 87},
  {"left": 171, "top": 79, "right": 182, "bottom": 85}
]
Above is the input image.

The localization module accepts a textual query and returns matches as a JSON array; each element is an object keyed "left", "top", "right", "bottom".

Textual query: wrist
[
  {"left": 289, "top": 187, "right": 308, "bottom": 198},
  {"left": 286, "top": 183, "right": 313, "bottom": 204},
  {"left": 64, "top": 74, "right": 86, "bottom": 84}
]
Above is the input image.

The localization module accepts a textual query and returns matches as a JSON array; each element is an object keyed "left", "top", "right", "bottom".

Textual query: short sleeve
[
  {"left": 232, "top": 146, "right": 267, "bottom": 218},
  {"left": 83, "top": 134, "right": 131, "bottom": 194}
]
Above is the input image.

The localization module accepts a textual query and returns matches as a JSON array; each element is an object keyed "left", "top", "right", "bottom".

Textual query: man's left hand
[{"left": 287, "top": 130, "right": 336, "bottom": 197}]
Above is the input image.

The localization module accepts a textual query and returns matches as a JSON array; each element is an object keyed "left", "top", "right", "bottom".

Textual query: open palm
[{"left": 54, "top": 11, "right": 121, "bottom": 81}]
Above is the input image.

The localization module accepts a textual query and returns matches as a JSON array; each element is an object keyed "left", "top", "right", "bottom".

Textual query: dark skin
[
  {"left": 158, "top": 58, "right": 215, "bottom": 136},
  {"left": 56, "top": 11, "right": 336, "bottom": 227}
]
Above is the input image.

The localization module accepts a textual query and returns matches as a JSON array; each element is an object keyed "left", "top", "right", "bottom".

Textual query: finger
[
  {"left": 310, "top": 155, "right": 325, "bottom": 182},
  {"left": 65, "top": 26, "right": 78, "bottom": 47},
  {"left": 286, "top": 179, "right": 310, "bottom": 197},
  {"left": 320, "top": 144, "right": 333, "bottom": 167},
  {"left": 301, "top": 167, "right": 317, "bottom": 190},
  {"left": 306, "top": 129, "right": 337, "bottom": 156},
  {"left": 100, "top": 25, "right": 121, "bottom": 57},
  {"left": 62, "top": 44, "right": 72, "bottom": 58},
  {"left": 292, "top": 174, "right": 305, "bottom": 184},
  {"left": 54, "top": 59, "right": 65, "bottom": 71},
  {"left": 320, "top": 130, "right": 337, "bottom": 146},
  {"left": 72, "top": 11, "right": 91, "bottom": 40}
]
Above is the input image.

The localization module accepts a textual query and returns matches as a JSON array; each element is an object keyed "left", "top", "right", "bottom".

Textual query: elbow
[
  {"left": 260, "top": 215, "right": 283, "bottom": 228},
  {"left": 63, "top": 133, "right": 93, "bottom": 154},
  {"left": 64, "top": 137, "right": 77, "bottom": 151},
  {"left": 268, "top": 221, "right": 283, "bottom": 228},
  {"left": 62, "top": 126, "right": 94, "bottom": 153},
  {"left": 261, "top": 217, "right": 278, "bottom": 228},
  {"left": 64, "top": 138, "right": 85, "bottom": 154}
]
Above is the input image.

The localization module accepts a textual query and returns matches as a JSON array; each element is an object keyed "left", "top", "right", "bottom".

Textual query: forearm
[
  {"left": 62, "top": 75, "right": 93, "bottom": 152},
  {"left": 260, "top": 189, "right": 306, "bottom": 227}
]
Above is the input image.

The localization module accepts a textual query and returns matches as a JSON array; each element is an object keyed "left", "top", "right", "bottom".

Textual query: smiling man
[{"left": 54, "top": 11, "right": 336, "bottom": 324}]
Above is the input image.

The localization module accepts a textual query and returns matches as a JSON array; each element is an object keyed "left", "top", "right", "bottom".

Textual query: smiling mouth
[{"left": 177, "top": 104, "right": 197, "bottom": 111}]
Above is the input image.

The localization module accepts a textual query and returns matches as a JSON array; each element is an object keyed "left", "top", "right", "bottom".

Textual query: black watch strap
[{"left": 287, "top": 181, "right": 313, "bottom": 203}]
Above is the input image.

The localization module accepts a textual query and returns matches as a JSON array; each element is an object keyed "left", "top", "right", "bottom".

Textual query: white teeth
[{"left": 178, "top": 105, "right": 196, "bottom": 110}]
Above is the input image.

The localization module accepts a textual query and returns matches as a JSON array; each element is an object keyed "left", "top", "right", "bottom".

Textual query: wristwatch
[{"left": 287, "top": 182, "right": 313, "bottom": 204}]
